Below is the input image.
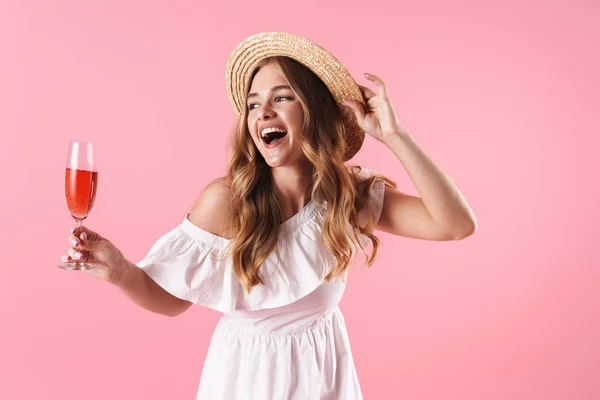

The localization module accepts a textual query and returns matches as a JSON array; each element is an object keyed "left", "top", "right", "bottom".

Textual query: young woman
[{"left": 62, "top": 32, "right": 477, "bottom": 399}]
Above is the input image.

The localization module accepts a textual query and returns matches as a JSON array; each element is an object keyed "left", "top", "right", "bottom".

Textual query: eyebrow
[{"left": 247, "top": 85, "right": 292, "bottom": 100}]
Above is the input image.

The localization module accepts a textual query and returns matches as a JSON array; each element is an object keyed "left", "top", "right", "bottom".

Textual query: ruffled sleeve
[
  {"left": 136, "top": 204, "right": 338, "bottom": 314},
  {"left": 136, "top": 217, "right": 242, "bottom": 312},
  {"left": 137, "top": 167, "right": 386, "bottom": 314}
]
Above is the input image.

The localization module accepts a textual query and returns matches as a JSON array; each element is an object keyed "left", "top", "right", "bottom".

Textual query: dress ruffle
[{"left": 137, "top": 167, "right": 386, "bottom": 313}]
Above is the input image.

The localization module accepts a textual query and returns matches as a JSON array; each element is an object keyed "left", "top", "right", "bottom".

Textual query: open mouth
[{"left": 261, "top": 127, "right": 288, "bottom": 145}]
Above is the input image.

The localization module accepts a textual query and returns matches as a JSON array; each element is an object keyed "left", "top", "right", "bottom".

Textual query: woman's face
[{"left": 246, "top": 62, "right": 306, "bottom": 168}]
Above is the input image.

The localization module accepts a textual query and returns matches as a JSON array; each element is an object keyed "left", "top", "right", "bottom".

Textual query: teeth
[{"left": 261, "top": 127, "right": 287, "bottom": 137}]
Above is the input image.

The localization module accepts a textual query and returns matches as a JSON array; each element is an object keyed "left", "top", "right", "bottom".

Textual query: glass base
[{"left": 58, "top": 261, "right": 96, "bottom": 271}]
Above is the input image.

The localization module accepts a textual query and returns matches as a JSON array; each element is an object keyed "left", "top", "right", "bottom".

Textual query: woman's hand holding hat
[{"left": 343, "top": 73, "right": 406, "bottom": 143}]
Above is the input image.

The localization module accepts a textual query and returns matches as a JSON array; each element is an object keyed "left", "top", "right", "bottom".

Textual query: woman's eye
[{"left": 247, "top": 96, "right": 291, "bottom": 110}]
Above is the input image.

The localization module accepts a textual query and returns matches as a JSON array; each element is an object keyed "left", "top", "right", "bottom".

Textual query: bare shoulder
[{"left": 188, "top": 177, "right": 234, "bottom": 239}]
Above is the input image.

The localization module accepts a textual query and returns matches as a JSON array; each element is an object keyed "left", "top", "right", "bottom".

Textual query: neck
[{"left": 271, "top": 162, "right": 313, "bottom": 216}]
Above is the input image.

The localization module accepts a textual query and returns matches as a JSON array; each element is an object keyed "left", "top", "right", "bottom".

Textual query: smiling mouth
[{"left": 261, "top": 129, "right": 288, "bottom": 145}]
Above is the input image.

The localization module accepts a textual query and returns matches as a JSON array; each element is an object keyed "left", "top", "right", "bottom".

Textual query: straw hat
[{"left": 225, "top": 32, "right": 365, "bottom": 161}]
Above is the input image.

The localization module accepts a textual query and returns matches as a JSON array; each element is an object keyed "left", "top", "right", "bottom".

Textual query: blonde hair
[{"left": 224, "top": 56, "right": 395, "bottom": 293}]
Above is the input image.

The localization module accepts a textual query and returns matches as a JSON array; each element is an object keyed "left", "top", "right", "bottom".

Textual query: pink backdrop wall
[{"left": 1, "top": 0, "right": 598, "bottom": 398}]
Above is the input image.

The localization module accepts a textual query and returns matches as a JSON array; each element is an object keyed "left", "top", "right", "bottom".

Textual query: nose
[{"left": 257, "top": 104, "right": 275, "bottom": 120}]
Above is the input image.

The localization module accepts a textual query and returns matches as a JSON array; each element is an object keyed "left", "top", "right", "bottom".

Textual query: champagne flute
[{"left": 58, "top": 141, "right": 98, "bottom": 270}]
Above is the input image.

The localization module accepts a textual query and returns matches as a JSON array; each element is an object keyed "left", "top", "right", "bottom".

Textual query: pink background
[{"left": 1, "top": 0, "right": 598, "bottom": 399}]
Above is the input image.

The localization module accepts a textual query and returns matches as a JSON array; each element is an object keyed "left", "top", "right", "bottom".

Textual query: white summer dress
[{"left": 137, "top": 168, "right": 385, "bottom": 399}]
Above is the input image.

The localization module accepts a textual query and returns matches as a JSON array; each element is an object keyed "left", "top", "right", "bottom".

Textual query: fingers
[
  {"left": 364, "top": 72, "right": 388, "bottom": 98},
  {"left": 65, "top": 231, "right": 84, "bottom": 262},
  {"left": 67, "top": 246, "right": 86, "bottom": 262},
  {"left": 69, "top": 227, "right": 106, "bottom": 252},
  {"left": 342, "top": 100, "right": 366, "bottom": 123},
  {"left": 358, "top": 85, "right": 376, "bottom": 100},
  {"left": 68, "top": 232, "right": 85, "bottom": 247},
  {"left": 64, "top": 226, "right": 99, "bottom": 264},
  {"left": 73, "top": 226, "right": 101, "bottom": 242},
  {"left": 364, "top": 72, "right": 385, "bottom": 87}
]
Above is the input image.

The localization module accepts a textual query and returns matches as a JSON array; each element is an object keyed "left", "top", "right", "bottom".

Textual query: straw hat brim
[{"left": 225, "top": 32, "right": 365, "bottom": 161}]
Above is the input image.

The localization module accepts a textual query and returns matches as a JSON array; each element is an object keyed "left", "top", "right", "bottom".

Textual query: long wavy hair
[{"left": 224, "top": 56, "right": 395, "bottom": 293}]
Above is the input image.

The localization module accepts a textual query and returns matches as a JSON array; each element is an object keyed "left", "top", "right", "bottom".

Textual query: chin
[
  {"left": 260, "top": 152, "right": 289, "bottom": 168},
  {"left": 264, "top": 159, "right": 286, "bottom": 168},
  {"left": 258, "top": 146, "right": 306, "bottom": 169}
]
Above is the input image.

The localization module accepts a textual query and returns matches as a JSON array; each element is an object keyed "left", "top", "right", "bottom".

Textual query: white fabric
[{"left": 137, "top": 167, "right": 386, "bottom": 400}]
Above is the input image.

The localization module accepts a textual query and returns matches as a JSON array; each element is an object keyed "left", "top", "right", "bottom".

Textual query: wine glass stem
[{"left": 74, "top": 219, "right": 83, "bottom": 266}]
